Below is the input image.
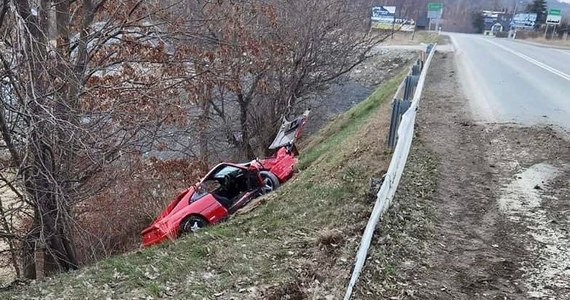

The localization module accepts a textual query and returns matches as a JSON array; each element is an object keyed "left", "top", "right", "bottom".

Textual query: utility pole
[
  {"left": 510, "top": 0, "right": 522, "bottom": 39},
  {"left": 391, "top": 7, "right": 396, "bottom": 39}
]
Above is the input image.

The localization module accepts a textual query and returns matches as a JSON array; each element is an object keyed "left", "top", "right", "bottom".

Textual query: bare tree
[
  {"left": 0, "top": 0, "right": 386, "bottom": 281},
  {"left": 164, "top": 0, "right": 380, "bottom": 159},
  {"left": 0, "top": 0, "right": 193, "bottom": 278}
]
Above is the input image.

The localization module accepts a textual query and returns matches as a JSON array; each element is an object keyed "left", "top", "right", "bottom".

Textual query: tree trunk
[
  {"left": 34, "top": 241, "right": 45, "bottom": 281},
  {"left": 198, "top": 102, "right": 210, "bottom": 172},
  {"left": 22, "top": 132, "right": 78, "bottom": 279},
  {"left": 22, "top": 203, "right": 78, "bottom": 279},
  {"left": 239, "top": 102, "right": 255, "bottom": 159}
]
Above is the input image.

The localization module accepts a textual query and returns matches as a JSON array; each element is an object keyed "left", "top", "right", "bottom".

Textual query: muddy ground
[{"left": 356, "top": 52, "right": 570, "bottom": 299}]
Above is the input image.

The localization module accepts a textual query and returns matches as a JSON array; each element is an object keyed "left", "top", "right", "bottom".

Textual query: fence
[{"left": 343, "top": 43, "right": 437, "bottom": 300}]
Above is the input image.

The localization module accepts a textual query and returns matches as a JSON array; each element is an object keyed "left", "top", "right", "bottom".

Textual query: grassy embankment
[
  {"left": 373, "top": 30, "right": 449, "bottom": 46},
  {"left": 4, "top": 71, "right": 406, "bottom": 299}
]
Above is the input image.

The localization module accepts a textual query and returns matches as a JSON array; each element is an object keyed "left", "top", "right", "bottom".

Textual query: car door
[{"left": 268, "top": 110, "right": 310, "bottom": 150}]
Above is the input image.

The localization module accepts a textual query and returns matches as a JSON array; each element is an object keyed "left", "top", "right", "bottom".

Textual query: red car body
[{"left": 142, "top": 111, "right": 309, "bottom": 247}]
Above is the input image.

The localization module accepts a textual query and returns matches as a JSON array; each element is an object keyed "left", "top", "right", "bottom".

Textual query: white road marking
[{"left": 483, "top": 39, "right": 570, "bottom": 82}]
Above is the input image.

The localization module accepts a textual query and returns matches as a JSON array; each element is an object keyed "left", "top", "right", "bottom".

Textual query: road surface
[
  {"left": 357, "top": 48, "right": 570, "bottom": 300},
  {"left": 449, "top": 33, "right": 570, "bottom": 131}
]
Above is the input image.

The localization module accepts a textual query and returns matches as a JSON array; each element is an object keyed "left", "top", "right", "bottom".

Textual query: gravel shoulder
[{"left": 356, "top": 51, "right": 570, "bottom": 299}]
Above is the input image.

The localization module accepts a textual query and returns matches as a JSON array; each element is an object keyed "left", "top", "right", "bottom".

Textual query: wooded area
[
  {"left": 1, "top": 0, "right": 566, "bottom": 287},
  {"left": 0, "top": 0, "right": 380, "bottom": 281}
]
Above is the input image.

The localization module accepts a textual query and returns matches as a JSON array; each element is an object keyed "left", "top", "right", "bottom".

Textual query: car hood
[
  {"left": 150, "top": 186, "right": 195, "bottom": 227},
  {"left": 269, "top": 110, "right": 310, "bottom": 149}
]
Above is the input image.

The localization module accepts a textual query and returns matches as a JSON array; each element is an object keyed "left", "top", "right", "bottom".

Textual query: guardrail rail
[{"left": 343, "top": 43, "right": 437, "bottom": 300}]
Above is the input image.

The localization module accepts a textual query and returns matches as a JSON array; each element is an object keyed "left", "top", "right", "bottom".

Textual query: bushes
[
  {"left": 73, "top": 157, "right": 203, "bottom": 264},
  {"left": 495, "top": 32, "right": 509, "bottom": 38}
]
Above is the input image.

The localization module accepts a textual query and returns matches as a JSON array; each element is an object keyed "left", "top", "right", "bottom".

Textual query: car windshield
[
  {"left": 212, "top": 165, "right": 240, "bottom": 179},
  {"left": 190, "top": 186, "right": 207, "bottom": 202},
  {"left": 191, "top": 181, "right": 220, "bottom": 203}
]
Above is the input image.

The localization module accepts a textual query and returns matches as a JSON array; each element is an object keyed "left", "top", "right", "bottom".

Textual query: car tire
[
  {"left": 259, "top": 171, "right": 280, "bottom": 194},
  {"left": 179, "top": 215, "right": 207, "bottom": 235}
]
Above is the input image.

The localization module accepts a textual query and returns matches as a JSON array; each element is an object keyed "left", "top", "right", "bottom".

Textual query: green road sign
[
  {"left": 549, "top": 9, "right": 561, "bottom": 16},
  {"left": 428, "top": 3, "right": 443, "bottom": 11}
]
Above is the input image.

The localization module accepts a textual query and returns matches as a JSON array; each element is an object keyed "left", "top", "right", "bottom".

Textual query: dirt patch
[
  {"left": 486, "top": 126, "right": 570, "bottom": 299},
  {"left": 355, "top": 139, "right": 439, "bottom": 299},
  {"left": 498, "top": 162, "right": 570, "bottom": 298},
  {"left": 355, "top": 52, "right": 570, "bottom": 299},
  {"left": 262, "top": 281, "right": 306, "bottom": 300}
]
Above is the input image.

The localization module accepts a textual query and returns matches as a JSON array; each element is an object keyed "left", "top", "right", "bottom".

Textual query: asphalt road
[{"left": 449, "top": 33, "right": 570, "bottom": 131}]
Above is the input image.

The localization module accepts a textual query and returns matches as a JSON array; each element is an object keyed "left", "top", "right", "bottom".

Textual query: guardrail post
[
  {"left": 412, "top": 64, "right": 421, "bottom": 76},
  {"left": 427, "top": 43, "right": 435, "bottom": 55},
  {"left": 403, "top": 76, "right": 411, "bottom": 100},
  {"left": 410, "top": 75, "right": 419, "bottom": 88},
  {"left": 400, "top": 99, "right": 411, "bottom": 114},
  {"left": 387, "top": 99, "right": 400, "bottom": 149},
  {"left": 387, "top": 43, "right": 436, "bottom": 150},
  {"left": 346, "top": 43, "right": 438, "bottom": 300}
]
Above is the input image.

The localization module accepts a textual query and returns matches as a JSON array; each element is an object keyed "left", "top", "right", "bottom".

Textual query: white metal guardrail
[{"left": 343, "top": 44, "right": 438, "bottom": 300}]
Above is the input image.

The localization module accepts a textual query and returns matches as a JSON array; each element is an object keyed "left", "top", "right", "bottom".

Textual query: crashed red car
[{"left": 142, "top": 111, "right": 309, "bottom": 247}]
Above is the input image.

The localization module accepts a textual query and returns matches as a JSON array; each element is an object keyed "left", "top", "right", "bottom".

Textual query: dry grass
[
  {"left": 377, "top": 31, "right": 448, "bottom": 46},
  {"left": 354, "top": 140, "right": 439, "bottom": 299},
  {"left": 1, "top": 71, "right": 407, "bottom": 299},
  {"left": 522, "top": 37, "right": 570, "bottom": 48}
]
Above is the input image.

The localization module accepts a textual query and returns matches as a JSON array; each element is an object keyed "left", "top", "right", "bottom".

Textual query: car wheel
[
  {"left": 259, "top": 171, "right": 280, "bottom": 194},
  {"left": 179, "top": 215, "right": 207, "bottom": 235}
]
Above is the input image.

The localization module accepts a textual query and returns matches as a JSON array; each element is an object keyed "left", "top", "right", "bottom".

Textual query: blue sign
[
  {"left": 371, "top": 6, "right": 396, "bottom": 23},
  {"left": 513, "top": 13, "right": 537, "bottom": 28}
]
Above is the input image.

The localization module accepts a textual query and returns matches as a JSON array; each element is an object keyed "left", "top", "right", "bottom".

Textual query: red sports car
[{"left": 141, "top": 111, "right": 309, "bottom": 247}]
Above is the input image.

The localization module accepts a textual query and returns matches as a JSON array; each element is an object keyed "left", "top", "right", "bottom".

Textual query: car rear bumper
[{"left": 142, "top": 226, "right": 169, "bottom": 247}]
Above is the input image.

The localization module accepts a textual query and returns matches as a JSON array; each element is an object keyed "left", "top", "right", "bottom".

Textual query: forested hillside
[{"left": 0, "top": 0, "right": 381, "bottom": 284}]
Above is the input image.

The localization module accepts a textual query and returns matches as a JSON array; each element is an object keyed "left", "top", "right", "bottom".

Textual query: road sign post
[
  {"left": 544, "top": 9, "right": 562, "bottom": 39},
  {"left": 545, "top": 9, "right": 562, "bottom": 39},
  {"left": 371, "top": 6, "right": 397, "bottom": 32},
  {"left": 427, "top": 3, "right": 443, "bottom": 31},
  {"left": 546, "top": 9, "right": 562, "bottom": 25}
]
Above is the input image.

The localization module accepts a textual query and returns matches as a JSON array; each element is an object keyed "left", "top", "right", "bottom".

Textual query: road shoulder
[
  {"left": 355, "top": 51, "right": 570, "bottom": 299},
  {"left": 511, "top": 38, "right": 570, "bottom": 51}
]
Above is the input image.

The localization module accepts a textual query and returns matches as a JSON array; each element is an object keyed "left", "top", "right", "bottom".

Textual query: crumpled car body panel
[
  {"left": 141, "top": 189, "right": 229, "bottom": 247},
  {"left": 141, "top": 111, "right": 310, "bottom": 247}
]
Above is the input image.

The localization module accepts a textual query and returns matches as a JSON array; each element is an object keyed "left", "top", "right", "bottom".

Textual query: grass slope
[{"left": 5, "top": 72, "right": 405, "bottom": 300}]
